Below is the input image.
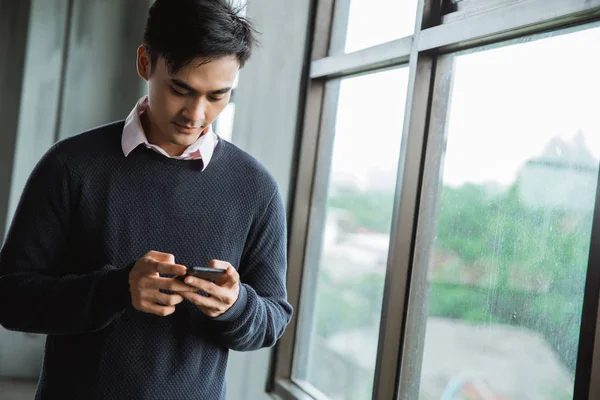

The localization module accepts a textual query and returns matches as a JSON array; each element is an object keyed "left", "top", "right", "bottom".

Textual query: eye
[
  {"left": 208, "top": 96, "right": 225, "bottom": 102},
  {"left": 170, "top": 86, "right": 188, "bottom": 96}
]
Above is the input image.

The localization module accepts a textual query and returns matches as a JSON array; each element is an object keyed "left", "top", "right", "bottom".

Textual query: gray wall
[
  {"left": 0, "top": 0, "right": 149, "bottom": 379},
  {"left": 0, "top": 0, "right": 69, "bottom": 377},
  {"left": 225, "top": 1, "right": 312, "bottom": 399},
  {"left": 6, "top": 0, "right": 149, "bottom": 234},
  {"left": 0, "top": 0, "right": 31, "bottom": 242},
  {"left": 57, "top": 0, "right": 148, "bottom": 140},
  {"left": 6, "top": 0, "right": 70, "bottom": 237}
]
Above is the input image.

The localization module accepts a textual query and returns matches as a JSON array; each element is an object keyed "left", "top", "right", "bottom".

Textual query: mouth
[{"left": 172, "top": 122, "right": 202, "bottom": 135}]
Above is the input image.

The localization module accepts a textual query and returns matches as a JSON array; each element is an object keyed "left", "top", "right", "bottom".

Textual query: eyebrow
[{"left": 170, "top": 78, "right": 232, "bottom": 96}]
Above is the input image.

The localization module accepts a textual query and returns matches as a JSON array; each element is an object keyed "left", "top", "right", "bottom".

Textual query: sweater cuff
[
  {"left": 211, "top": 282, "right": 248, "bottom": 322},
  {"left": 99, "top": 263, "right": 134, "bottom": 313}
]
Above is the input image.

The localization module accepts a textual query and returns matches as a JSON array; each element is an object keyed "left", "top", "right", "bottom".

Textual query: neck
[{"left": 141, "top": 108, "right": 187, "bottom": 157}]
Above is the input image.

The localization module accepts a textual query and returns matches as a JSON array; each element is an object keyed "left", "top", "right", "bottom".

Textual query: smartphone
[{"left": 177, "top": 266, "right": 227, "bottom": 282}]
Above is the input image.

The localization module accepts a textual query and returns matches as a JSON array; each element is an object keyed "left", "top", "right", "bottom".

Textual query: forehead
[{"left": 160, "top": 56, "right": 240, "bottom": 89}]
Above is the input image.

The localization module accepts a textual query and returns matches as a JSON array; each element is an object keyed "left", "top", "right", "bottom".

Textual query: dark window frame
[{"left": 271, "top": 1, "right": 600, "bottom": 399}]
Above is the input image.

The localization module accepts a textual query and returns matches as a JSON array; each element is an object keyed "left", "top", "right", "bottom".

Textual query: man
[{"left": 0, "top": 1, "right": 292, "bottom": 399}]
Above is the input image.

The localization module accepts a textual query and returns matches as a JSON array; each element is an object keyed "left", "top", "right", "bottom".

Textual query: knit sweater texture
[{"left": 0, "top": 121, "right": 293, "bottom": 400}]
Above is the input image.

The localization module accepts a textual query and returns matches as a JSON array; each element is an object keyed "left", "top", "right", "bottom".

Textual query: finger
[
  {"left": 155, "top": 261, "right": 187, "bottom": 276},
  {"left": 210, "top": 265, "right": 238, "bottom": 287},
  {"left": 207, "top": 259, "right": 229, "bottom": 269},
  {"left": 182, "top": 277, "right": 233, "bottom": 303},
  {"left": 135, "top": 257, "right": 160, "bottom": 276},
  {"left": 149, "top": 292, "right": 184, "bottom": 307},
  {"left": 181, "top": 292, "right": 229, "bottom": 318},
  {"left": 224, "top": 265, "right": 239, "bottom": 285},
  {"left": 145, "top": 277, "right": 198, "bottom": 292},
  {"left": 145, "top": 251, "right": 175, "bottom": 264},
  {"left": 183, "top": 275, "right": 219, "bottom": 292},
  {"left": 181, "top": 291, "right": 221, "bottom": 310},
  {"left": 140, "top": 301, "right": 176, "bottom": 317}
]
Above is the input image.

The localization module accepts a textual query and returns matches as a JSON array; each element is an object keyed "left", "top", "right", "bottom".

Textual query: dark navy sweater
[{"left": 0, "top": 121, "right": 293, "bottom": 400}]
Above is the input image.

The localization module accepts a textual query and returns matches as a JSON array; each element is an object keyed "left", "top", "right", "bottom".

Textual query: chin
[
  {"left": 167, "top": 129, "right": 200, "bottom": 146},
  {"left": 168, "top": 137, "right": 194, "bottom": 147},
  {"left": 175, "top": 136, "right": 203, "bottom": 148}
]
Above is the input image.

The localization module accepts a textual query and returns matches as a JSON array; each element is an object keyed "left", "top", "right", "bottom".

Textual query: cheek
[
  {"left": 148, "top": 85, "right": 166, "bottom": 120},
  {"left": 151, "top": 90, "right": 183, "bottom": 123},
  {"left": 163, "top": 96, "right": 183, "bottom": 121}
]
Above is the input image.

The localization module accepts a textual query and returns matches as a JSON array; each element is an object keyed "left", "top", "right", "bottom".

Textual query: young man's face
[{"left": 137, "top": 46, "right": 239, "bottom": 155}]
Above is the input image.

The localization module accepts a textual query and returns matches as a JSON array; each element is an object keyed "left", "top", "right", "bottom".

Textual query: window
[
  {"left": 214, "top": 5, "right": 243, "bottom": 142},
  {"left": 292, "top": 68, "right": 409, "bottom": 400},
  {"left": 214, "top": 102, "right": 236, "bottom": 142},
  {"left": 273, "top": 2, "right": 600, "bottom": 400},
  {"left": 412, "top": 26, "right": 600, "bottom": 400},
  {"left": 331, "top": 0, "right": 419, "bottom": 54},
  {"left": 213, "top": 73, "right": 239, "bottom": 142}
]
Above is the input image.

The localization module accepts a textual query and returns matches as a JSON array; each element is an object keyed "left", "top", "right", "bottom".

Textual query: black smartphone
[{"left": 177, "top": 266, "right": 227, "bottom": 282}]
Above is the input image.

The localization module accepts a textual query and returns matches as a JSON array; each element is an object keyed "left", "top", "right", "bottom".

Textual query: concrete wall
[
  {"left": 7, "top": 0, "right": 70, "bottom": 239},
  {"left": 57, "top": 0, "right": 148, "bottom": 140},
  {"left": 0, "top": 0, "right": 31, "bottom": 241},
  {"left": 0, "top": 0, "right": 149, "bottom": 379},
  {"left": 0, "top": 0, "right": 46, "bottom": 378}
]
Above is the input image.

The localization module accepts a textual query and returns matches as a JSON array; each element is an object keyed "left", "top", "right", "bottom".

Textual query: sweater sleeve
[
  {"left": 0, "top": 145, "right": 132, "bottom": 335},
  {"left": 209, "top": 187, "right": 293, "bottom": 351}
]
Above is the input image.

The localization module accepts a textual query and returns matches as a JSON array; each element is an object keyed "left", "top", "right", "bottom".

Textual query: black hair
[{"left": 143, "top": 0, "right": 258, "bottom": 73}]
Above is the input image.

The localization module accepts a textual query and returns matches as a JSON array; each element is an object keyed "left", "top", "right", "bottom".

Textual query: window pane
[
  {"left": 214, "top": 102, "right": 235, "bottom": 142},
  {"left": 415, "top": 26, "right": 600, "bottom": 400},
  {"left": 338, "top": 0, "right": 418, "bottom": 54},
  {"left": 214, "top": 74, "right": 238, "bottom": 142},
  {"left": 292, "top": 68, "right": 410, "bottom": 399}
]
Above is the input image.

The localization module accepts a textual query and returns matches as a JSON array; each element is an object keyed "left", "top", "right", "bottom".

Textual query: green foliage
[
  {"left": 320, "top": 181, "right": 595, "bottom": 374},
  {"left": 314, "top": 270, "right": 384, "bottom": 338},
  {"left": 437, "top": 184, "right": 496, "bottom": 264},
  {"left": 436, "top": 183, "right": 592, "bottom": 291},
  {"left": 435, "top": 182, "right": 592, "bottom": 372},
  {"left": 328, "top": 190, "right": 395, "bottom": 233},
  {"left": 428, "top": 283, "right": 499, "bottom": 323}
]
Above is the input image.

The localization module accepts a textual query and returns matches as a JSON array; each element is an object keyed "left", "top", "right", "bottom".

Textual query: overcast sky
[{"left": 329, "top": 13, "right": 600, "bottom": 190}]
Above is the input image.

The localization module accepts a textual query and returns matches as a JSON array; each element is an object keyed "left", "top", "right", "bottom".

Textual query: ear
[{"left": 137, "top": 45, "right": 151, "bottom": 81}]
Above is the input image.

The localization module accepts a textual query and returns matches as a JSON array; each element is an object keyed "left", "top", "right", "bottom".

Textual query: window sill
[{"left": 271, "top": 379, "right": 326, "bottom": 400}]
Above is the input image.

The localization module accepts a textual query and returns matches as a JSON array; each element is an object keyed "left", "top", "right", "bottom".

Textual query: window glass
[
  {"left": 338, "top": 0, "right": 418, "bottom": 54},
  {"left": 292, "top": 67, "right": 410, "bottom": 399},
  {"left": 214, "top": 102, "right": 236, "bottom": 142},
  {"left": 415, "top": 26, "right": 600, "bottom": 400}
]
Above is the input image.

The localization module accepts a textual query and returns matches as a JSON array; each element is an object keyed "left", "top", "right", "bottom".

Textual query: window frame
[
  {"left": 271, "top": 1, "right": 600, "bottom": 399},
  {"left": 288, "top": 77, "right": 341, "bottom": 388},
  {"left": 212, "top": 88, "right": 235, "bottom": 140},
  {"left": 271, "top": 0, "right": 336, "bottom": 390}
]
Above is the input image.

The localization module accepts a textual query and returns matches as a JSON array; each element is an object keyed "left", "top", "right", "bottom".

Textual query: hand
[
  {"left": 129, "top": 250, "right": 194, "bottom": 317},
  {"left": 180, "top": 260, "right": 240, "bottom": 318}
]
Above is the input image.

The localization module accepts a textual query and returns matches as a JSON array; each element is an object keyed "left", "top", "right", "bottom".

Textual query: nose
[{"left": 185, "top": 97, "right": 208, "bottom": 125}]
